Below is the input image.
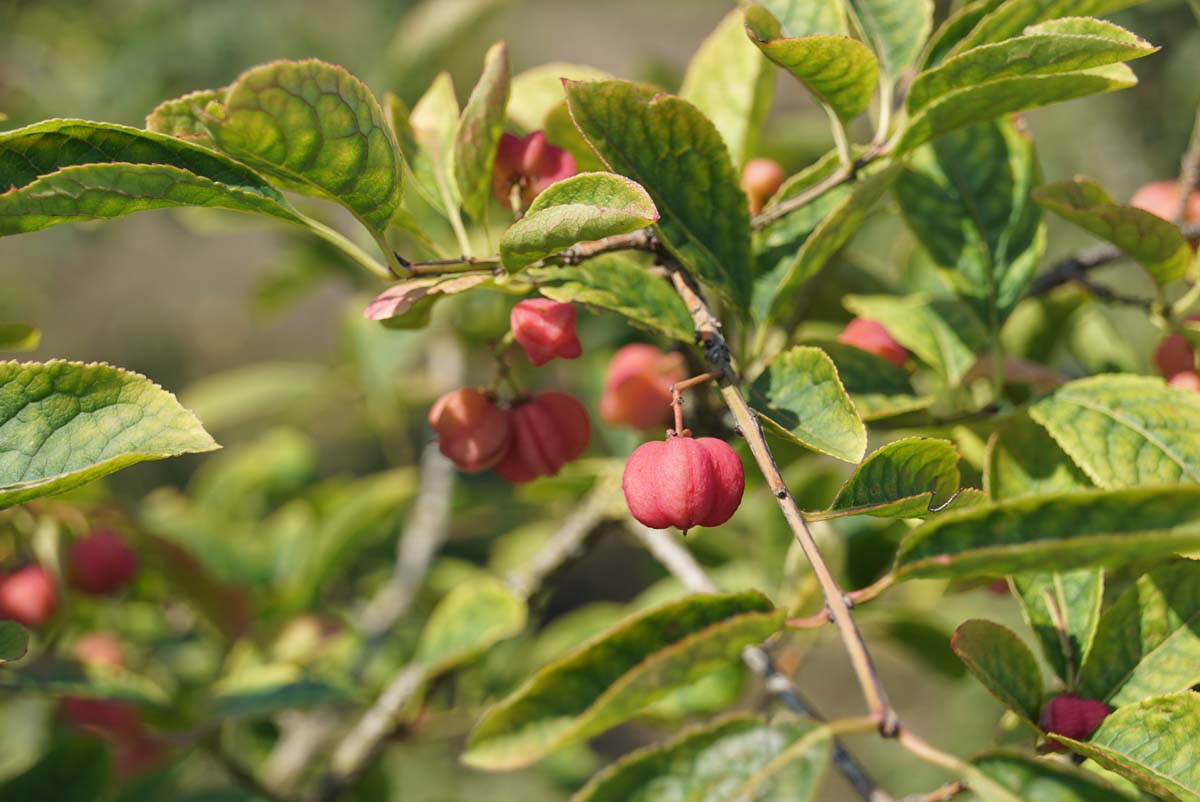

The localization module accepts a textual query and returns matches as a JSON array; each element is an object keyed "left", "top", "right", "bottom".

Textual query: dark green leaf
[
  {"left": 972, "top": 749, "right": 1140, "bottom": 802},
  {"left": 500, "top": 173, "right": 657, "bottom": 269},
  {"left": 564, "top": 79, "right": 753, "bottom": 311},
  {"left": 896, "top": 485, "right": 1200, "bottom": 581},
  {"left": 985, "top": 412, "right": 1092, "bottom": 501},
  {"left": 894, "top": 119, "right": 1044, "bottom": 326},
  {"left": 0, "top": 621, "right": 28, "bottom": 662},
  {"left": 0, "top": 736, "right": 111, "bottom": 802},
  {"left": 950, "top": 0, "right": 1148, "bottom": 56},
  {"left": 0, "top": 361, "right": 218, "bottom": 509},
  {"left": 463, "top": 591, "right": 783, "bottom": 770},
  {"left": 526, "top": 255, "right": 694, "bottom": 343},
  {"left": 1056, "top": 692, "right": 1200, "bottom": 802},
  {"left": 205, "top": 59, "right": 404, "bottom": 234},
  {"left": 750, "top": 346, "right": 866, "bottom": 463},
  {"left": 454, "top": 41, "right": 511, "bottom": 221},
  {"left": 210, "top": 664, "right": 352, "bottom": 718},
  {"left": 571, "top": 713, "right": 831, "bottom": 802},
  {"left": 744, "top": 5, "right": 879, "bottom": 122},
  {"left": 815, "top": 340, "right": 933, "bottom": 420},
  {"left": 0, "top": 324, "right": 40, "bottom": 352},
  {"left": 1080, "top": 560, "right": 1200, "bottom": 705},
  {"left": 812, "top": 437, "right": 959, "bottom": 519},
  {"left": 850, "top": 0, "right": 933, "bottom": 80},
  {"left": 680, "top": 10, "right": 775, "bottom": 167},
  {"left": 415, "top": 575, "right": 528, "bottom": 674},
  {"left": 1013, "top": 569, "right": 1103, "bottom": 686},
  {"left": 1033, "top": 177, "right": 1191, "bottom": 286},
  {"left": 843, "top": 294, "right": 988, "bottom": 385},
  {"left": 951, "top": 619, "right": 1044, "bottom": 725},
  {"left": 921, "top": 0, "right": 1004, "bottom": 68},
  {"left": 145, "top": 87, "right": 226, "bottom": 144}
]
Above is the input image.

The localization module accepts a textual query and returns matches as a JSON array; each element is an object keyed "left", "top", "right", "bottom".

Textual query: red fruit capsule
[
  {"left": 494, "top": 391, "right": 590, "bottom": 483},
  {"left": 511, "top": 299, "right": 582, "bottom": 367},
  {"left": 428, "top": 388, "right": 511, "bottom": 472},
  {"left": 0, "top": 565, "right": 57, "bottom": 627},
  {"left": 493, "top": 131, "right": 577, "bottom": 207},
  {"left": 741, "top": 157, "right": 786, "bottom": 215},
  {"left": 1040, "top": 694, "right": 1110, "bottom": 742},
  {"left": 622, "top": 435, "right": 745, "bottom": 533},
  {"left": 69, "top": 529, "right": 138, "bottom": 596},
  {"left": 599, "top": 344, "right": 686, "bottom": 431},
  {"left": 837, "top": 318, "right": 908, "bottom": 368}
]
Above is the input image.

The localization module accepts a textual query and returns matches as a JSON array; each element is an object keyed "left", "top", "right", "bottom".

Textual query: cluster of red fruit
[{"left": 1040, "top": 693, "right": 1110, "bottom": 747}]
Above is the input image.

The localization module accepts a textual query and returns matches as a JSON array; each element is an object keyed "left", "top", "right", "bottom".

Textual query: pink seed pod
[
  {"left": 493, "top": 131, "right": 577, "bottom": 207},
  {"left": 0, "top": 565, "right": 57, "bottom": 627},
  {"left": 600, "top": 344, "right": 686, "bottom": 431},
  {"left": 494, "top": 391, "right": 591, "bottom": 484},
  {"left": 428, "top": 388, "right": 512, "bottom": 472},
  {"left": 69, "top": 529, "right": 138, "bottom": 596},
  {"left": 622, "top": 435, "right": 745, "bottom": 533},
  {"left": 837, "top": 318, "right": 908, "bottom": 368},
  {"left": 510, "top": 299, "right": 582, "bottom": 367},
  {"left": 1040, "top": 694, "right": 1110, "bottom": 743}
]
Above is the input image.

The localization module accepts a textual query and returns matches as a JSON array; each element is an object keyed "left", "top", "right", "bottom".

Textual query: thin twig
[
  {"left": 1176, "top": 106, "right": 1200, "bottom": 223},
  {"left": 630, "top": 523, "right": 893, "bottom": 802},
  {"left": 402, "top": 228, "right": 656, "bottom": 277},
  {"left": 751, "top": 145, "right": 884, "bottom": 230},
  {"left": 663, "top": 258, "right": 897, "bottom": 735}
]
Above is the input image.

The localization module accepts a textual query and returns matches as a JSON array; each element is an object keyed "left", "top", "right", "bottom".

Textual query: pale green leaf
[
  {"left": 1012, "top": 569, "right": 1103, "bottom": 686},
  {"left": 409, "top": 72, "right": 461, "bottom": 216},
  {"left": 850, "top": 0, "right": 933, "bottom": 80},
  {"left": 744, "top": 5, "right": 879, "bottom": 122},
  {"left": 812, "top": 437, "right": 960, "bottom": 519},
  {"left": 972, "top": 749, "right": 1140, "bottom": 802},
  {"left": 415, "top": 575, "right": 528, "bottom": 674},
  {"left": 526, "top": 254, "right": 694, "bottom": 343},
  {"left": 0, "top": 361, "right": 218, "bottom": 509},
  {"left": 145, "top": 87, "right": 226, "bottom": 144},
  {"left": 0, "top": 325, "right": 39, "bottom": 352},
  {"left": 749, "top": 346, "right": 866, "bottom": 463},
  {"left": 1080, "top": 560, "right": 1200, "bottom": 705},
  {"left": 680, "top": 10, "right": 775, "bottom": 167},
  {"left": 1033, "top": 177, "right": 1191, "bottom": 286},
  {"left": 951, "top": 619, "right": 1044, "bottom": 724},
  {"left": 814, "top": 340, "right": 933, "bottom": 420},
  {"left": 1057, "top": 692, "right": 1200, "bottom": 802},
  {"left": 463, "top": 591, "right": 783, "bottom": 770},
  {"left": 564, "top": 79, "right": 753, "bottom": 311},
  {"left": 500, "top": 172, "right": 657, "bottom": 269},
  {"left": 204, "top": 59, "right": 404, "bottom": 234},
  {"left": 508, "top": 63, "right": 611, "bottom": 132},
  {"left": 895, "top": 485, "right": 1200, "bottom": 581},
  {"left": 454, "top": 41, "right": 511, "bottom": 221},
  {"left": 756, "top": 0, "right": 849, "bottom": 36},
  {"left": 843, "top": 294, "right": 988, "bottom": 385},
  {"left": 570, "top": 713, "right": 831, "bottom": 802},
  {"left": 1029, "top": 374, "right": 1200, "bottom": 488},
  {"left": 0, "top": 621, "right": 28, "bottom": 663}
]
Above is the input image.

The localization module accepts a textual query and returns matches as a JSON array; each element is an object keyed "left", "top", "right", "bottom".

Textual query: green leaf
[
  {"left": 564, "top": 79, "right": 753, "bottom": 311},
  {"left": 463, "top": 591, "right": 783, "bottom": 770},
  {"left": 499, "top": 173, "right": 658, "bottom": 269},
  {"left": 0, "top": 736, "right": 111, "bottom": 802},
  {"left": 145, "top": 87, "right": 226, "bottom": 144},
  {"left": 0, "top": 119, "right": 304, "bottom": 235},
  {"left": 950, "top": 0, "right": 1148, "bottom": 56},
  {"left": 454, "top": 41, "right": 511, "bottom": 221},
  {"left": 850, "top": 0, "right": 933, "bottom": 80},
  {"left": 0, "top": 621, "right": 28, "bottom": 663},
  {"left": 409, "top": 72, "right": 461, "bottom": 217},
  {"left": 204, "top": 59, "right": 404, "bottom": 234},
  {"left": 972, "top": 749, "right": 1140, "bottom": 802},
  {"left": 526, "top": 255, "right": 694, "bottom": 343},
  {"left": 951, "top": 619, "right": 1044, "bottom": 725},
  {"left": 754, "top": 164, "right": 900, "bottom": 322},
  {"left": 985, "top": 412, "right": 1093, "bottom": 501},
  {"left": 1012, "top": 569, "right": 1103, "bottom": 686},
  {"left": 1080, "top": 560, "right": 1200, "bottom": 705},
  {"left": 1033, "top": 177, "right": 1191, "bottom": 286},
  {"left": 897, "top": 63, "right": 1137, "bottom": 153},
  {"left": 908, "top": 19, "right": 1156, "bottom": 113},
  {"left": 744, "top": 5, "right": 879, "bottom": 122},
  {"left": 1056, "top": 692, "right": 1200, "bottom": 802},
  {"left": 894, "top": 119, "right": 1044, "bottom": 326},
  {"left": 749, "top": 346, "right": 867, "bottom": 463},
  {"left": 895, "top": 485, "right": 1200, "bottom": 581},
  {"left": 570, "top": 713, "right": 831, "bottom": 802},
  {"left": 415, "top": 575, "right": 528, "bottom": 674},
  {"left": 813, "top": 437, "right": 960, "bottom": 519},
  {"left": 508, "top": 63, "right": 611, "bottom": 132},
  {"left": 843, "top": 294, "right": 988, "bottom": 385},
  {"left": 814, "top": 340, "right": 933, "bottom": 420},
  {"left": 757, "top": 0, "right": 849, "bottom": 36},
  {"left": 921, "top": 0, "right": 1004, "bottom": 68},
  {"left": 680, "top": 10, "right": 775, "bottom": 167},
  {"left": 1030, "top": 375, "right": 1200, "bottom": 488},
  {"left": 0, "top": 324, "right": 39, "bottom": 352},
  {"left": 0, "top": 361, "right": 218, "bottom": 509},
  {"left": 210, "top": 664, "right": 352, "bottom": 718}
]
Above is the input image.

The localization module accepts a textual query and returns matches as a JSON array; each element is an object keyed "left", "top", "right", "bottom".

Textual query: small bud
[
  {"left": 495, "top": 391, "right": 590, "bottom": 483},
  {"left": 1040, "top": 694, "right": 1110, "bottom": 743},
  {"left": 428, "top": 388, "right": 512, "bottom": 472},
  {"left": 0, "top": 565, "right": 56, "bottom": 627},
  {"left": 510, "top": 299, "right": 582, "bottom": 366},
  {"left": 741, "top": 157, "right": 786, "bottom": 215},
  {"left": 837, "top": 318, "right": 908, "bottom": 367},
  {"left": 622, "top": 434, "right": 745, "bottom": 532},
  {"left": 600, "top": 344, "right": 686, "bottom": 431},
  {"left": 69, "top": 529, "right": 138, "bottom": 596},
  {"left": 493, "top": 131, "right": 577, "bottom": 208}
]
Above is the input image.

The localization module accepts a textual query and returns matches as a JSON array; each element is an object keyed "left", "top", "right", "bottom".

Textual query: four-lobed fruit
[
  {"left": 493, "top": 131, "right": 577, "bottom": 208},
  {"left": 69, "top": 529, "right": 138, "bottom": 596},
  {"left": 0, "top": 565, "right": 57, "bottom": 627},
  {"left": 495, "top": 391, "right": 591, "bottom": 483},
  {"left": 623, "top": 434, "right": 744, "bottom": 533},
  {"left": 741, "top": 157, "right": 786, "bottom": 216},
  {"left": 837, "top": 318, "right": 908, "bottom": 367},
  {"left": 510, "top": 299, "right": 582, "bottom": 366},
  {"left": 428, "top": 388, "right": 512, "bottom": 472},
  {"left": 600, "top": 344, "right": 686, "bottom": 431},
  {"left": 1040, "top": 694, "right": 1110, "bottom": 744}
]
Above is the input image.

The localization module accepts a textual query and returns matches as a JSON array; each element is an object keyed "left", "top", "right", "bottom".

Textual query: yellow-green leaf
[{"left": 454, "top": 41, "right": 511, "bottom": 221}]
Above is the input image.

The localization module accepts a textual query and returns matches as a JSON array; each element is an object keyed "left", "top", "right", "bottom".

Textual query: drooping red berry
[
  {"left": 0, "top": 565, "right": 57, "bottom": 627},
  {"left": 510, "top": 299, "right": 582, "bottom": 367},
  {"left": 622, "top": 435, "right": 745, "bottom": 533},
  {"left": 493, "top": 131, "right": 577, "bottom": 208},
  {"left": 837, "top": 318, "right": 908, "bottom": 367},
  {"left": 428, "top": 388, "right": 512, "bottom": 472},
  {"left": 69, "top": 530, "right": 138, "bottom": 596},
  {"left": 599, "top": 344, "right": 686, "bottom": 431},
  {"left": 741, "top": 157, "right": 786, "bottom": 215},
  {"left": 1040, "top": 694, "right": 1110, "bottom": 742},
  {"left": 494, "top": 391, "right": 590, "bottom": 483}
]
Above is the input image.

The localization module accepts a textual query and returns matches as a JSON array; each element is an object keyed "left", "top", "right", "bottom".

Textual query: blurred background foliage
[{"left": 0, "top": 0, "right": 1198, "bottom": 800}]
